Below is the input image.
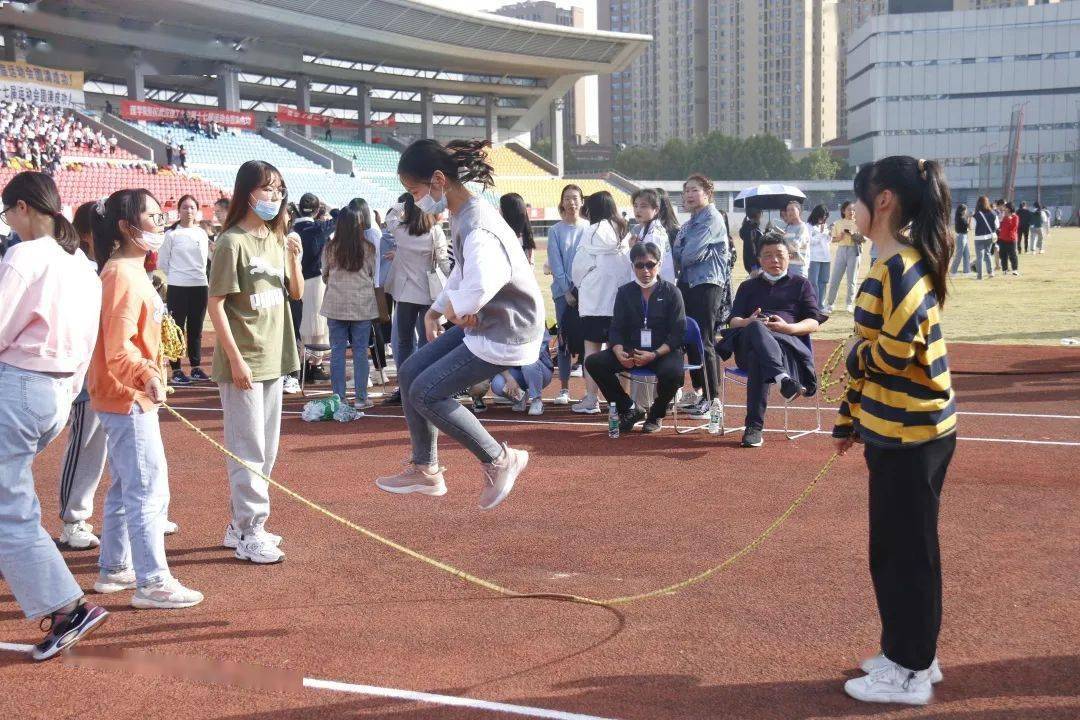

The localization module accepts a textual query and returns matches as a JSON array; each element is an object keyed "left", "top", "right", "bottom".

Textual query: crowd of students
[
  {"left": 1, "top": 100, "right": 119, "bottom": 173},
  {"left": 1, "top": 143, "right": 964, "bottom": 707},
  {"left": 953, "top": 196, "right": 1052, "bottom": 279}
]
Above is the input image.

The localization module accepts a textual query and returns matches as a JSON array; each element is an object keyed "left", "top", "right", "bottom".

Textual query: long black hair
[
  {"left": 808, "top": 204, "right": 829, "bottom": 226},
  {"left": 854, "top": 156, "right": 953, "bottom": 306},
  {"left": 397, "top": 138, "right": 496, "bottom": 189},
  {"left": 167, "top": 193, "right": 200, "bottom": 231},
  {"left": 582, "top": 190, "right": 627, "bottom": 238},
  {"left": 90, "top": 188, "right": 158, "bottom": 271},
  {"left": 1, "top": 171, "right": 80, "bottom": 254},
  {"left": 328, "top": 201, "right": 373, "bottom": 273},
  {"left": 499, "top": 192, "right": 535, "bottom": 252},
  {"left": 399, "top": 192, "right": 435, "bottom": 236},
  {"left": 222, "top": 160, "right": 288, "bottom": 237},
  {"left": 654, "top": 188, "right": 681, "bottom": 234},
  {"left": 631, "top": 188, "right": 660, "bottom": 240},
  {"left": 72, "top": 201, "right": 97, "bottom": 258}
]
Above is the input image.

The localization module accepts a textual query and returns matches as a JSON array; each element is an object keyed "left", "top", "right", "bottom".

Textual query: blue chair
[
  {"left": 622, "top": 317, "right": 713, "bottom": 434},
  {"left": 719, "top": 329, "right": 821, "bottom": 440}
]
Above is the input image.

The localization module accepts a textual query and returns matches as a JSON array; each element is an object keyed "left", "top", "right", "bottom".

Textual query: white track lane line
[
  {"left": 0, "top": 642, "right": 32, "bottom": 652},
  {"left": 164, "top": 405, "right": 1080, "bottom": 447}
]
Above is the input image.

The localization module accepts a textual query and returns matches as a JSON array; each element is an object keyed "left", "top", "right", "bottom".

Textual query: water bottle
[
  {"left": 708, "top": 398, "right": 722, "bottom": 434},
  {"left": 608, "top": 402, "right": 620, "bottom": 439}
]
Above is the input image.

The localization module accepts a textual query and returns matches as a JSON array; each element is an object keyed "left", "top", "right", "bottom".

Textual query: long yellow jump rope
[{"left": 161, "top": 315, "right": 849, "bottom": 607}]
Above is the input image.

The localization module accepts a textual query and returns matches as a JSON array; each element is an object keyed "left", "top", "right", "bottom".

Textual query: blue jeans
[
  {"left": 393, "top": 301, "right": 430, "bottom": 373},
  {"left": 790, "top": 262, "right": 809, "bottom": 278},
  {"left": 492, "top": 362, "right": 554, "bottom": 401},
  {"left": 398, "top": 325, "right": 504, "bottom": 465},
  {"left": 950, "top": 234, "right": 971, "bottom": 274},
  {"left": 328, "top": 318, "right": 373, "bottom": 402},
  {"left": 0, "top": 362, "right": 82, "bottom": 618},
  {"left": 808, "top": 261, "right": 830, "bottom": 310},
  {"left": 973, "top": 238, "right": 994, "bottom": 279},
  {"left": 553, "top": 294, "right": 571, "bottom": 387},
  {"left": 97, "top": 404, "right": 170, "bottom": 587}
]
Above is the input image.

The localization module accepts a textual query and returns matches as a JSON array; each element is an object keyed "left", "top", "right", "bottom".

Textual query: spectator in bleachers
[
  {"left": 207, "top": 160, "right": 302, "bottom": 564},
  {"left": 630, "top": 189, "right": 677, "bottom": 283},
  {"left": 382, "top": 194, "right": 450, "bottom": 406},
  {"left": 292, "top": 193, "right": 335, "bottom": 383},
  {"left": 0, "top": 171, "right": 108, "bottom": 661},
  {"left": 87, "top": 187, "right": 203, "bottom": 610},
  {"left": 806, "top": 204, "right": 832, "bottom": 312},
  {"left": 740, "top": 208, "right": 764, "bottom": 276},
  {"left": 672, "top": 173, "right": 729, "bottom": 420},
  {"left": 178, "top": 145, "right": 187, "bottom": 170},
  {"left": 547, "top": 183, "right": 588, "bottom": 406},
  {"left": 719, "top": 231, "right": 824, "bottom": 448},
  {"left": 499, "top": 192, "right": 536, "bottom": 264},
  {"left": 321, "top": 203, "right": 379, "bottom": 417},
  {"left": 570, "top": 191, "right": 632, "bottom": 415},
  {"left": 782, "top": 200, "right": 811, "bottom": 278},
  {"left": 160, "top": 195, "right": 211, "bottom": 385},
  {"left": 586, "top": 241, "right": 686, "bottom": 434},
  {"left": 824, "top": 201, "right": 862, "bottom": 314}
]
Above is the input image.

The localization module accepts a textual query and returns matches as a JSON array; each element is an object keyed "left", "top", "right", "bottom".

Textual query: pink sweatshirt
[{"left": 0, "top": 236, "right": 102, "bottom": 392}]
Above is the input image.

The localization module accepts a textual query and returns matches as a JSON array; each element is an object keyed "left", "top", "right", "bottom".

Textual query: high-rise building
[
  {"left": 599, "top": 0, "right": 840, "bottom": 150},
  {"left": 494, "top": 1, "right": 590, "bottom": 144}
]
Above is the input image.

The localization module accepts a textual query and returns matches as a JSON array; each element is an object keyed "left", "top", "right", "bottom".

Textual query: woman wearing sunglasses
[{"left": 584, "top": 241, "right": 685, "bottom": 434}]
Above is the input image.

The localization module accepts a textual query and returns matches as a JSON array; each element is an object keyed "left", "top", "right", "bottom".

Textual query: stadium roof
[{"left": 1, "top": 0, "right": 651, "bottom": 133}]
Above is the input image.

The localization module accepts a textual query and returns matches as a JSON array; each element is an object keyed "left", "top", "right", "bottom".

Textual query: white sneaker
[
  {"left": 527, "top": 398, "right": 544, "bottom": 416},
  {"left": 223, "top": 522, "right": 282, "bottom": 549},
  {"left": 235, "top": 535, "right": 285, "bottom": 564},
  {"left": 844, "top": 660, "right": 933, "bottom": 705},
  {"left": 282, "top": 376, "right": 301, "bottom": 394},
  {"left": 553, "top": 389, "right": 571, "bottom": 405},
  {"left": 162, "top": 519, "right": 178, "bottom": 535},
  {"left": 59, "top": 520, "right": 100, "bottom": 549},
  {"left": 861, "top": 653, "right": 943, "bottom": 684},
  {"left": 479, "top": 443, "right": 528, "bottom": 510},
  {"left": 354, "top": 399, "right": 374, "bottom": 410},
  {"left": 569, "top": 366, "right": 583, "bottom": 378},
  {"left": 132, "top": 576, "right": 204, "bottom": 609},
  {"left": 678, "top": 390, "right": 700, "bottom": 409},
  {"left": 94, "top": 567, "right": 136, "bottom": 594},
  {"left": 571, "top": 394, "right": 600, "bottom": 414}
]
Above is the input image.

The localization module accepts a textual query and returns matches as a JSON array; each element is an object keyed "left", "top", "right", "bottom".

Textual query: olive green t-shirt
[{"left": 208, "top": 226, "right": 300, "bottom": 383}]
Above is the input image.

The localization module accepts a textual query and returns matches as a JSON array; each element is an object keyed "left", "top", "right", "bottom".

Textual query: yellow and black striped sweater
[{"left": 833, "top": 245, "right": 956, "bottom": 446}]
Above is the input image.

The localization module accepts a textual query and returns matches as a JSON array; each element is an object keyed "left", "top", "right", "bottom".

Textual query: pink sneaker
[
  {"left": 375, "top": 462, "right": 447, "bottom": 496},
  {"left": 478, "top": 443, "right": 528, "bottom": 510}
]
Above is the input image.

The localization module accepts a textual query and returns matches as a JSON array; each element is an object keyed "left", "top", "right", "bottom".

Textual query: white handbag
[{"left": 427, "top": 246, "right": 446, "bottom": 302}]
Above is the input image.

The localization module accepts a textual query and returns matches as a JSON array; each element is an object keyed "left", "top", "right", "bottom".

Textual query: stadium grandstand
[{"left": 0, "top": 0, "right": 649, "bottom": 219}]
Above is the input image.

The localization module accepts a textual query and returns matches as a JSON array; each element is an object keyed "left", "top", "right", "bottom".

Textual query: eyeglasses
[{"left": 634, "top": 261, "right": 658, "bottom": 270}]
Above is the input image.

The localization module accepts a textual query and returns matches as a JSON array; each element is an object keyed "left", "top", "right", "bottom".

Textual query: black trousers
[
  {"left": 1019, "top": 226, "right": 1030, "bottom": 252},
  {"left": 680, "top": 282, "right": 721, "bottom": 397},
  {"left": 585, "top": 348, "right": 684, "bottom": 420},
  {"left": 165, "top": 285, "right": 208, "bottom": 370},
  {"left": 732, "top": 321, "right": 796, "bottom": 430},
  {"left": 369, "top": 295, "right": 394, "bottom": 371},
  {"left": 999, "top": 242, "right": 1019, "bottom": 272},
  {"left": 865, "top": 433, "right": 955, "bottom": 672}
]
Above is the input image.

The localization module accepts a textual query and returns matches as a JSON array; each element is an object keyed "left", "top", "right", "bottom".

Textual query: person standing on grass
[
  {"left": 0, "top": 171, "right": 107, "bottom": 661},
  {"left": 321, "top": 202, "right": 379, "bottom": 419},
  {"left": 824, "top": 201, "right": 862, "bottom": 314},
  {"left": 781, "top": 200, "right": 811, "bottom": 278},
  {"left": 971, "top": 195, "right": 997, "bottom": 280},
  {"left": 997, "top": 202, "right": 1020, "bottom": 276},
  {"left": 834, "top": 156, "right": 956, "bottom": 706},
  {"left": 160, "top": 194, "right": 211, "bottom": 386},
  {"left": 88, "top": 189, "right": 203, "bottom": 610},
  {"left": 546, "top": 183, "right": 588, "bottom": 407},
  {"left": 950, "top": 203, "right": 971, "bottom": 277},
  {"left": 375, "top": 139, "right": 542, "bottom": 510},
  {"left": 208, "top": 160, "right": 302, "bottom": 564},
  {"left": 1030, "top": 202, "right": 1047, "bottom": 254},
  {"left": 806, "top": 204, "right": 832, "bottom": 312}
]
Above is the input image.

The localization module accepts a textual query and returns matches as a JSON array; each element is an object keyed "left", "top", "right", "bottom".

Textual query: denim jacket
[
  {"left": 672, "top": 205, "right": 730, "bottom": 289},
  {"left": 547, "top": 218, "right": 589, "bottom": 299}
]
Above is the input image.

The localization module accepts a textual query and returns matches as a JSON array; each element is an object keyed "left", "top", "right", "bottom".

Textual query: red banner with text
[
  {"left": 120, "top": 99, "right": 255, "bottom": 129},
  {"left": 276, "top": 105, "right": 396, "bottom": 129}
]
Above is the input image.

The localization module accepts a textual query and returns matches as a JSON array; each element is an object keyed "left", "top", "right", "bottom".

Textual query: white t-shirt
[
  {"left": 160, "top": 226, "right": 210, "bottom": 287},
  {"left": 807, "top": 225, "right": 832, "bottom": 262}
]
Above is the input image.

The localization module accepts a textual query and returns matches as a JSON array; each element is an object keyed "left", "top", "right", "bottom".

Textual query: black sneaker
[
  {"left": 779, "top": 376, "right": 804, "bottom": 401},
  {"left": 190, "top": 367, "right": 210, "bottom": 381},
  {"left": 472, "top": 398, "right": 487, "bottom": 413},
  {"left": 619, "top": 406, "right": 646, "bottom": 433},
  {"left": 382, "top": 390, "right": 402, "bottom": 406},
  {"left": 642, "top": 417, "right": 663, "bottom": 434},
  {"left": 308, "top": 364, "right": 330, "bottom": 382},
  {"left": 171, "top": 370, "right": 191, "bottom": 386},
  {"left": 741, "top": 427, "right": 764, "bottom": 448},
  {"left": 31, "top": 602, "right": 109, "bottom": 661}
]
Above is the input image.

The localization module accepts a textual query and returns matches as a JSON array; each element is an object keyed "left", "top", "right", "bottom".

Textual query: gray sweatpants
[
  {"left": 58, "top": 400, "right": 108, "bottom": 524},
  {"left": 219, "top": 378, "right": 283, "bottom": 534}
]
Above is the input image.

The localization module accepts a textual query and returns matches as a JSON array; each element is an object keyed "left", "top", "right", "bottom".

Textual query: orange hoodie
[{"left": 88, "top": 257, "right": 167, "bottom": 414}]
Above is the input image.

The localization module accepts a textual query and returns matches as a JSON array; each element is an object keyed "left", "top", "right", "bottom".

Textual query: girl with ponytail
[
  {"left": 376, "top": 138, "right": 543, "bottom": 510},
  {"left": 833, "top": 156, "right": 956, "bottom": 706},
  {"left": 87, "top": 188, "right": 203, "bottom": 611},
  {"left": 0, "top": 171, "right": 106, "bottom": 660}
]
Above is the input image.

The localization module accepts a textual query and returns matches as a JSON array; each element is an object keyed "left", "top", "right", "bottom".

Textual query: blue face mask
[{"left": 250, "top": 198, "right": 281, "bottom": 221}]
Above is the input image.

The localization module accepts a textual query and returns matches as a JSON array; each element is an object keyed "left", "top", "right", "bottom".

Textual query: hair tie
[{"left": 94, "top": 197, "right": 108, "bottom": 217}]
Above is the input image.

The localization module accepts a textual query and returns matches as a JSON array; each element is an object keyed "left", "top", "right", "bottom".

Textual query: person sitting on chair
[
  {"left": 719, "top": 231, "right": 826, "bottom": 448},
  {"left": 584, "top": 242, "right": 685, "bottom": 434}
]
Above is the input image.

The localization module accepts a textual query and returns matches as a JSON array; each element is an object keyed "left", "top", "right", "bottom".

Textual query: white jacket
[{"left": 571, "top": 220, "right": 632, "bottom": 318}]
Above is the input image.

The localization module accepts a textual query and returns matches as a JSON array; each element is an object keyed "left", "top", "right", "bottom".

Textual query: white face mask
[
  {"left": 761, "top": 269, "right": 786, "bottom": 283},
  {"left": 635, "top": 275, "right": 659, "bottom": 288},
  {"left": 416, "top": 179, "right": 447, "bottom": 215},
  {"left": 133, "top": 229, "right": 165, "bottom": 252}
]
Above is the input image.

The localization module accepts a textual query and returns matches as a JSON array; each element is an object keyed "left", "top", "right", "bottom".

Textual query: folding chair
[
  {"left": 719, "top": 332, "right": 821, "bottom": 439},
  {"left": 298, "top": 342, "right": 331, "bottom": 398},
  {"left": 622, "top": 317, "right": 713, "bottom": 434}
]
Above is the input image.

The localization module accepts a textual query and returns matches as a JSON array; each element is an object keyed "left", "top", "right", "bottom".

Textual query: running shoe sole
[{"left": 375, "top": 480, "right": 448, "bottom": 496}]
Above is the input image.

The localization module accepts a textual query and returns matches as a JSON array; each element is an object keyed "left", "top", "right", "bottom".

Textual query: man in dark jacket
[
  {"left": 718, "top": 231, "right": 825, "bottom": 448},
  {"left": 291, "top": 193, "right": 337, "bottom": 383},
  {"left": 1017, "top": 201, "right": 1032, "bottom": 254}
]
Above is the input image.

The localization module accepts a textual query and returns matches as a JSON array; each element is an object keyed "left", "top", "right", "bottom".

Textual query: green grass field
[{"left": 532, "top": 227, "right": 1080, "bottom": 346}]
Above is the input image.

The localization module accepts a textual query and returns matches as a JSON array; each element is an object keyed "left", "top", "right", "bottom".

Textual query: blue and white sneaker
[{"left": 32, "top": 602, "right": 109, "bottom": 661}]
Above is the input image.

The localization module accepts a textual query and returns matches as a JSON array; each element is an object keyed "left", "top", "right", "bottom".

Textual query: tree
[{"left": 795, "top": 148, "right": 842, "bottom": 180}]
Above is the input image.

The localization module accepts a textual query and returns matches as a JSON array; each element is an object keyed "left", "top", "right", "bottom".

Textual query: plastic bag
[{"left": 301, "top": 394, "right": 340, "bottom": 422}]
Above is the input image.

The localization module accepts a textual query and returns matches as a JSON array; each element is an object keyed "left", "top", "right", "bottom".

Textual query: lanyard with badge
[{"left": 640, "top": 293, "right": 653, "bottom": 349}]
